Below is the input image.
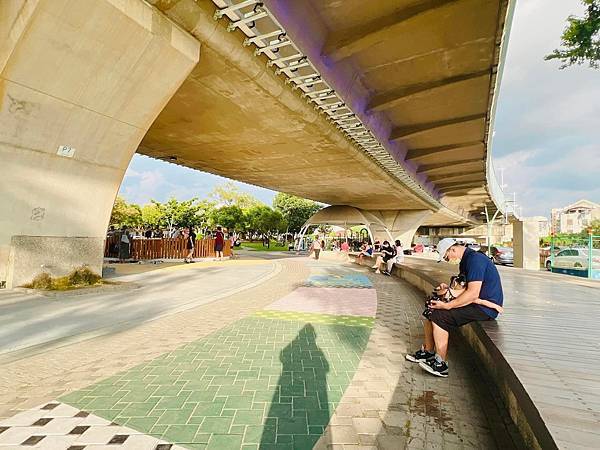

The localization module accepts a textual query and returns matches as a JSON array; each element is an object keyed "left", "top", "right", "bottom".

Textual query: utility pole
[
  {"left": 483, "top": 204, "right": 502, "bottom": 256},
  {"left": 498, "top": 167, "right": 507, "bottom": 191}
]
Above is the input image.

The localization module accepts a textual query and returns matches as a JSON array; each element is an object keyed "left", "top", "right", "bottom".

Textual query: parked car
[
  {"left": 491, "top": 246, "right": 513, "bottom": 265},
  {"left": 545, "top": 248, "right": 600, "bottom": 271}
]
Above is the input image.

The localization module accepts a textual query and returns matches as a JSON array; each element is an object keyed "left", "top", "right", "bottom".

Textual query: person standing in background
[
  {"left": 184, "top": 226, "right": 196, "bottom": 263},
  {"left": 118, "top": 226, "right": 131, "bottom": 262},
  {"left": 311, "top": 236, "right": 322, "bottom": 260},
  {"left": 214, "top": 226, "right": 225, "bottom": 261}
]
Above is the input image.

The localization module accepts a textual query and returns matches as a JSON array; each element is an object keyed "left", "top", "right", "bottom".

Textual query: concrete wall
[
  {"left": 8, "top": 236, "right": 104, "bottom": 287},
  {"left": 367, "top": 210, "right": 432, "bottom": 246},
  {"left": 513, "top": 220, "right": 540, "bottom": 270},
  {"left": 0, "top": 0, "right": 199, "bottom": 287}
]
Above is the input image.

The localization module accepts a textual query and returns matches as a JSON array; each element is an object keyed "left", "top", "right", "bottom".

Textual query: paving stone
[
  {"left": 198, "top": 417, "right": 232, "bottom": 434},
  {"left": 206, "top": 433, "right": 242, "bottom": 449},
  {"left": 0, "top": 258, "right": 524, "bottom": 449}
]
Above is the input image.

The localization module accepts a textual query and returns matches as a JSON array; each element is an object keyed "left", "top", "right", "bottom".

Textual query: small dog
[{"left": 422, "top": 275, "right": 466, "bottom": 319}]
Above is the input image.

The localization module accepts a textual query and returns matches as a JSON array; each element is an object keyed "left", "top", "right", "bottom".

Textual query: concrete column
[
  {"left": 0, "top": 0, "right": 199, "bottom": 288},
  {"left": 513, "top": 220, "right": 540, "bottom": 270},
  {"left": 366, "top": 210, "right": 432, "bottom": 246}
]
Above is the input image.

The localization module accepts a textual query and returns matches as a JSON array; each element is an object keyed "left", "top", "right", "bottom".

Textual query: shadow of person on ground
[{"left": 261, "top": 323, "right": 330, "bottom": 449}]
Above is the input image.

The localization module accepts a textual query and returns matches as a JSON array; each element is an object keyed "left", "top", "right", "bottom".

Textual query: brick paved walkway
[{"left": 0, "top": 257, "right": 521, "bottom": 449}]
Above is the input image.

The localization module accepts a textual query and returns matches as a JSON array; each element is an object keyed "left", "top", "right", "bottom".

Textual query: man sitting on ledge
[{"left": 406, "top": 238, "right": 504, "bottom": 378}]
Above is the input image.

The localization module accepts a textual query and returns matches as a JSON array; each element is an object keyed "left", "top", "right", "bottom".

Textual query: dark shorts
[
  {"left": 429, "top": 304, "right": 490, "bottom": 332},
  {"left": 215, "top": 243, "right": 224, "bottom": 252}
]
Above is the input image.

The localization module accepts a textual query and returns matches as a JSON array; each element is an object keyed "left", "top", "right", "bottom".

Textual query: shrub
[
  {"left": 23, "top": 266, "right": 102, "bottom": 290},
  {"left": 26, "top": 272, "right": 53, "bottom": 289},
  {"left": 67, "top": 266, "right": 101, "bottom": 286}
]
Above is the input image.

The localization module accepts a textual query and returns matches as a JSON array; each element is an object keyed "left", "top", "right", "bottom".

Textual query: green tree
[
  {"left": 272, "top": 193, "right": 321, "bottom": 233},
  {"left": 245, "top": 205, "right": 287, "bottom": 243},
  {"left": 546, "top": 0, "right": 600, "bottom": 69},
  {"left": 141, "top": 202, "right": 162, "bottom": 228},
  {"left": 210, "top": 205, "right": 245, "bottom": 231},
  {"left": 109, "top": 196, "right": 143, "bottom": 229},
  {"left": 149, "top": 198, "right": 213, "bottom": 232},
  {"left": 209, "top": 181, "right": 262, "bottom": 210},
  {"left": 579, "top": 219, "right": 600, "bottom": 236}
]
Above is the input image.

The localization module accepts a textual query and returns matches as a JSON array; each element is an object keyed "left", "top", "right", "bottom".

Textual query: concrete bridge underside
[{"left": 0, "top": 0, "right": 512, "bottom": 287}]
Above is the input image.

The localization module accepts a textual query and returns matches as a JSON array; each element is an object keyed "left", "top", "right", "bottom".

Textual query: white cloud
[
  {"left": 494, "top": 148, "right": 541, "bottom": 170},
  {"left": 118, "top": 155, "right": 278, "bottom": 207},
  {"left": 492, "top": 0, "right": 600, "bottom": 217},
  {"left": 496, "top": 144, "right": 600, "bottom": 218}
]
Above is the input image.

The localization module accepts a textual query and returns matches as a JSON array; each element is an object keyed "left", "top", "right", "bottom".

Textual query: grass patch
[
  {"left": 241, "top": 241, "right": 289, "bottom": 252},
  {"left": 23, "top": 266, "right": 103, "bottom": 291}
]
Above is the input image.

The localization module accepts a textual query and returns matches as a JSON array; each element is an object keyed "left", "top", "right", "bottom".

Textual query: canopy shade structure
[
  {"left": 296, "top": 205, "right": 394, "bottom": 250},
  {"left": 302, "top": 205, "right": 388, "bottom": 229}
]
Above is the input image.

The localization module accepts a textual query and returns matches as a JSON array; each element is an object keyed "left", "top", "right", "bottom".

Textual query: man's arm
[
  {"left": 434, "top": 282, "right": 449, "bottom": 294},
  {"left": 431, "top": 281, "right": 482, "bottom": 310}
]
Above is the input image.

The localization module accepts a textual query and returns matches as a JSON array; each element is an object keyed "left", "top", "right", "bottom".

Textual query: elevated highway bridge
[{"left": 0, "top": 0, "right": 514, "bottom": 287}]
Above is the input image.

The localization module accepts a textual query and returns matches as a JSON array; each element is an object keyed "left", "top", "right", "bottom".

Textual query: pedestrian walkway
[
  {"left": 0, "top": 259, "right": 277, "bottom": 360},
  {"left": 0, "top": 256, "right": 520, "bottom": 449}
]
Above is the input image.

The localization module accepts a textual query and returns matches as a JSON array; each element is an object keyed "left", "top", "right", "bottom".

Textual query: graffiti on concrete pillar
[
  {"left": 30, "top": 207, "right": 45, "bottom": 221},
  {"left": 7, "top": 94, "right": 33, "bottom": 115}
]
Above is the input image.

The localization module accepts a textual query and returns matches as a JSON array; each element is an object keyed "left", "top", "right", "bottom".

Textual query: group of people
[
  {"left": 369, "top": 239, "right": 404, "bottom": 275},
  {"left": 309, "top": 238, "right": 362, "bottom": 260},
  {"left": 183, "top": 225, "right": 226, "bottom": 263},
  {"left": 107, "top": 225, "right": 230, "bottom": 263}
]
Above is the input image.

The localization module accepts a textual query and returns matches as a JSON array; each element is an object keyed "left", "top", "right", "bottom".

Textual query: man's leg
[
  {"left": 419, "top": 321, "right": 450, "bottom": 377},
  {"left": 406, "top": 319, "right": 436, "bottom": 363},
  {"left": 432, "top": 322, "right": 449, "bottom": 361},
  {"left": 423, "top": 320, "right": 435, "bottom": 353}
]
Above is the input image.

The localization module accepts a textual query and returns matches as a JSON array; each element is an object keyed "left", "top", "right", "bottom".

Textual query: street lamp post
[
  {"left": 588, "top": 228, "right": 593, "bottom": 279},
  {"left": 482, "top": 205, "right": 502, "bottom": 257}
]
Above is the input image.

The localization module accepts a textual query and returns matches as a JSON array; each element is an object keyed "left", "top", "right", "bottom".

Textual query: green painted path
[{"left": 60, "top": 312, "right": 372, "bottom": 449}]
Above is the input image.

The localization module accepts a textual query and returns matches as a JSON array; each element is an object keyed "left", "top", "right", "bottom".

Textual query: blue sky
[
  {"left": 119, "top": 0, "right": 599, "bottom": 218},
  {"left": 492, "top": 0, "right": 600, "bottom": 217},
  {"left": 119, "top": 157, "right": 277, "bottom": 206}
]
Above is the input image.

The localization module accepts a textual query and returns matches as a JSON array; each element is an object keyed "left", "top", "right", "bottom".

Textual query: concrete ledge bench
[{"left": 353, "top": 255, "right": 600, "bottom": 449}]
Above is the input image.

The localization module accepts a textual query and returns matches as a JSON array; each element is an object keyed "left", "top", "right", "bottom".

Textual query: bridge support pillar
[
  {"left": 513, "top": 220, "right": 540, "bottom": 270},
  {"left": 0, "top": 0, "right": 199, "bottom": 288},
  {"left": 366, "top": 210, "right": 433, "bottom": 247}
]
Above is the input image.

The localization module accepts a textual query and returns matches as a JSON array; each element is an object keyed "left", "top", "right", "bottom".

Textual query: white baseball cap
[{"left": 437, "top": 238, "right": 457, "bottom": 262}]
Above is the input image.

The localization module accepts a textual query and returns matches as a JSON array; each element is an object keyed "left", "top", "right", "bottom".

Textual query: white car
[{"left": 545, "top": 248, "right": 600, "bottom": 271}]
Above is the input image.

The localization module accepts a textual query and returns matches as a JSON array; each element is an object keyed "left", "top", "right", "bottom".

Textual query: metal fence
[
  {"left": 549, "top": 234, "right": 600, "bottom": 279},
  {"left": 105, "top": 237, "right": 231, "bottom": 260}
]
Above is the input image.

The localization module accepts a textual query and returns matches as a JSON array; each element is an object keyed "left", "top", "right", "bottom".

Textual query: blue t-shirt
[{"left": 459, "top": 248, "right": 503, "bottom": 319}]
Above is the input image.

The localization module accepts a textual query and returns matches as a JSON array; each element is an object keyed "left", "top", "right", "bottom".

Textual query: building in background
[
  {"left": 551, "top": 200, "right": 600, "bottom": 234},
  {"left": 528, "top": 216, "right": 550, "bottom": 237}
]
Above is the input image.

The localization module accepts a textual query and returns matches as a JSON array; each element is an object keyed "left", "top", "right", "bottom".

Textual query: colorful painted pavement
[
  {"left": 303, "top": 274, "right": 372, "bottom": 289},
  {"left": 0, "top": 265, "right": 376, "bottom": 449},
  {"left": 266, "top": 288, "right": 377, "bottom": 317}
]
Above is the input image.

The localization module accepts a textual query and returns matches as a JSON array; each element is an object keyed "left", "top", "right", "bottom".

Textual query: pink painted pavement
[{"left": 266, "top": 287, "right": 377, "bottom": 317}]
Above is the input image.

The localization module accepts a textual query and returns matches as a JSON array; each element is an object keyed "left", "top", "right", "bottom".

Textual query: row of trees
[
  {"left": 540, "top": 219, "right": 600, "bottom": 246},
  {"left": 109, "top": 182, "right": 322, "bottom": 239}
]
